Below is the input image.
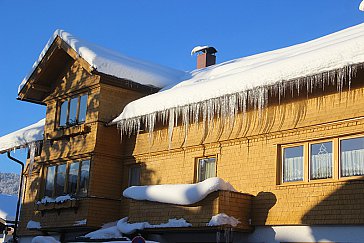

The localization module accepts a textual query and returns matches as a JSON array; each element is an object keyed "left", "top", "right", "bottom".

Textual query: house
[
  {"left": 0, "top": 194, "right": 17, "bottom": 243},
  {"left": 1, "top": 22, "right": 364, "bottom": 242}
]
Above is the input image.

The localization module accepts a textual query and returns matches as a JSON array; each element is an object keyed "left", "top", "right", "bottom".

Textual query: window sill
[
  {"left": 277, "top": 176, "right": 364, "bottom": 187},
  {"left": 46, "top": 123, "right": 91, "bottom": 140},
  {"left": 36, "top": 198, "right": 79, "bottom": 211}
]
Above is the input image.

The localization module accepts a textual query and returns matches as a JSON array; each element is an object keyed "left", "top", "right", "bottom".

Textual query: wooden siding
[{"left": 122, "top": 70, "right": 364, "bottom": 226}]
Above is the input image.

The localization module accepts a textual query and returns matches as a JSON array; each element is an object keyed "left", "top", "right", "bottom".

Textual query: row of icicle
[{"left": 116, "top": 64, "right": 361, "bottom": 148}]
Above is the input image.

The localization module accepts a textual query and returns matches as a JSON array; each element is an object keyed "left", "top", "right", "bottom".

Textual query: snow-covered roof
[
  {"left": 123, "top": 177, "right": 236, "bottom": 205},
  {"left": 112, "top": 23, "right": 364, "bottom": 138},
  {"left": 0, "top": 119, "right": 45, "bottom": 153},
  {"left": 18, "top": 30, "right": 186, "bottom": 93}
]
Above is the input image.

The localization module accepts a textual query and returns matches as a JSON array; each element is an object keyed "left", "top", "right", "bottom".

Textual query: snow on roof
[
  {"left": 190, "top": 45, "right": 209, "bottom": 55},
  {"left": 112, "top": 23, "right": 364, "bottom": 139},
  {"left": 0, "top": 119, "right": 45, "bottom": 153},
  {"left": 207, "top": 213, "right": 240, "bottom": 227},
  {"left": 18, "top": 30, "right": 186, "bottom": 93},
  {"left": 123, "top": 177, "right": 236, "bottom": 205}
]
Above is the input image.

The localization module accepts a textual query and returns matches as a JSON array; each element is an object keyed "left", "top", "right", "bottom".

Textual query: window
[
  {"left": 27, "top": 141, "right": 43, "bottom": 159},
  {"left": 340, "top": 137, "right": 364, "bottom": 177},
  {"left": 197, "top": 157, "right": 216, "bottom": 182},
  {"left": 55, "top": 164, "right": 67, "bottom": 196},
  {"left": 310, "top": 142, "right": 333, "bottom": 180},
  {"left": 58, "top": 94, "right": 88, "bottom": 127},
  {"left": 68, "top": 162, "right": 80, "bottom": 195},
  {"left": 280, "top": 135, "right": 364, "bottom": 184},
  {"left": 43, "top": 159, "right": 90, "bottom": 198},
  {"left": 129, "top": 165, "right": 141, "bottom": 186},
  {"left": 282, "top": 146, "right": 304, "bottom": 182},
  {"left": 79, "top": 160, "right": 90, "bottom": 196},
  {"left": 44, "top": 166, "right": 56, "bottom": 197}
]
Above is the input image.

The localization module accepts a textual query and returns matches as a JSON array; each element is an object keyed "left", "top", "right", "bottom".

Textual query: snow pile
[
  {"left": 360, "top": 0, "right": 364, "bottom": 11},
  {"left": 112, "top": 23, "right": 364, "bottom": 144},
  {"left": 123, "top": 177, "right": 236, "bottom": 205},
  {"left": 84, "top": 217, "right": 191, "bottom": 239},
  {"left": 0, "top": 119, "right": 45, "bottom": 153},
  {"left": 36, "top": 195, "right": 75, "bottom": 205},
  {"left": 84, "top": 226, "right": 124, "bottom": 240},
  {"left": 19, "top": 30, "right": 186, "bottom": 93},
  {"left": 207, "top": 213, "right": 240, "bottom": 227},
  {"left": 145, "top": 218, "right": 192, "bottom": 228},
  {"left": 74, "top": 219, "right": 87, "bottom": 226},
  {"left": 191, "top": 46, "right": 209, "bottom": 55},
  {"left": 27, "top": 220, "right": 41, "bottom": 229},
  {"left": 31, "top": 236, "right": 60, "bottom": 243}
]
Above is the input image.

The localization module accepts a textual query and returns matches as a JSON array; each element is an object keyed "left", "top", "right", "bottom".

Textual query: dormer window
[{"left": 59, "top": 94, "right": 88, "bottom": 127}]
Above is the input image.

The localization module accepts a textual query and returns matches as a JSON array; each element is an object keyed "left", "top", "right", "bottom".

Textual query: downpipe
[{"left": 7, "top": 152, "right": 25, "bottom": 243}]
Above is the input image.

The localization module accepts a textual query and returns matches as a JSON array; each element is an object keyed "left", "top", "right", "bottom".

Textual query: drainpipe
[{"left": 7, "top": 152, "right": 25, "bottom": 243}]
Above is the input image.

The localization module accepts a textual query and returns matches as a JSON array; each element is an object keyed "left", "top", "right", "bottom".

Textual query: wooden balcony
[{"left": 127, "top": 190, "right": 253, "bottom": 232}]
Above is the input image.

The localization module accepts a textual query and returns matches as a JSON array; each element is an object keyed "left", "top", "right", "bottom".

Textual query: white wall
[{"left": 237, "top": 225, "right": 364, "bottom": 243}]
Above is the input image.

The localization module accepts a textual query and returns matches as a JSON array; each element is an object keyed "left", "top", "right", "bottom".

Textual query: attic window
[{"left": 59, "top": 94, "right": 88, "bottom": 127}]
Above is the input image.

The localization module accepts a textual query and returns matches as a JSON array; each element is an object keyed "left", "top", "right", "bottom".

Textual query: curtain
[
  {"left": 311, "top": 153, "right": 332, "bottom": 179},
  {"left": 199, "top": 158, "right": 216, "bottom": 181},
  {"left": 341, "top": 149, "right": 364, "bottom": 177},
  {"left": 283, "top": 157, "right": 303, "bottom": 182}
]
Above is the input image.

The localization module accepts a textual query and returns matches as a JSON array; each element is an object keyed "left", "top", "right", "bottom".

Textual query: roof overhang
[{"left": 17, "top": 36, "right": 93, "bottom": 105}]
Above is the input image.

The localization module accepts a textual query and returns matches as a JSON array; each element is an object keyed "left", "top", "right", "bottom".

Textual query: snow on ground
[
  {"left": 123, "top": 177, "right": 236, "bottom": 205},
  {"left": 27, "top": 220, "right": 41, "bottom": 229},
  {"left": 84, "top": 225, "right": 124, "bottom": 240},
  {"left": 112, "top": 23, "right": 364, "bottom": 140},
  {"left": 0, "top": 119, "right": 45, "bottom": 153},
  {"left": 207, "top": 213, "right": 240, "bottom": 227},
  {"left": 31, "top": 236, "right": 60, "bottom": 243},
  {"left": 84, "top": 217, "right": 190, "bottom": 239},
  {"left": 36, "top": 195, "right": 75, "bottom": 205},
  {"left": 0, "top": 194, "right": 17, "bottom": 221},
  {"left": 18, "top": 30, "right": 186, "bottom": 93}
]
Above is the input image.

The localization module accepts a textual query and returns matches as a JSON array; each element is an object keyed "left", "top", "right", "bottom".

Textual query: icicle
[
  {"left": 28, "top": 142, "right": 36, "bottom": 177},
  {"left": 116, "top": 64, "right": 360, "bottom": 149}
]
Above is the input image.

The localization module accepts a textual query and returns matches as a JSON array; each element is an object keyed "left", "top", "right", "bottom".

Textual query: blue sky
[{"left": 0, "top": 0, "right": 363, "bottom": 174}]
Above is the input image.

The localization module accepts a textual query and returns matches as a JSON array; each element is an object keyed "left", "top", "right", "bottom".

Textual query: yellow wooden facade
[{"left": 16, "top": 33, "right": 364, "bottom": 240}]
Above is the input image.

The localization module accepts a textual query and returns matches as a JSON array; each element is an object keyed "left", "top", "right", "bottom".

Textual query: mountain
[{"left": 0, "top": 172, "right": 20, "bottom": 195}]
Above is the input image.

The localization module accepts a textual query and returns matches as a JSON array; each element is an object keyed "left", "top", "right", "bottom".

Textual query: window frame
[
  {"left": 281, "top": 143, "right": 306, "bottom": 184},
  {"left": 279, "top": 134, "right": 364, "bottom": 185},
  {"left": 195, "top": 155, "right": 217, "bottom": 183},
  {"left": 57, "top": 93, "right": 88, "bottom": 129},
  {"left": 308, "top": 139, "right": 334, "bottom": 181},
  {"left": 338, "top": 134, "right": 364, "bottom": 180},
  {"left": 128, "top": 165, "right": 141, "bottom": 186},
  {"left": 42, "top": 159, "right": 91, "bottom": 198}
]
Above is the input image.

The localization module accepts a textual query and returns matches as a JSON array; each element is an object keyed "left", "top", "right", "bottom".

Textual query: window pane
[
  {"left": 129, "top": 166, "right": 141, "bottom": 186},
  {"left": 197, "top": 158, "right": 216, "bottom": 182},
  {"left": 310, "top": 142, "right": 333, "bottom": 180},
  {"left": 59, "top": 100, "right": 68, "bottom": 127},
  {"left": 78, "top": 94, "right": 88, "bottom": 123},
  {"left": 341, "top": 137, "right": 364, "bottom": 177},
  {"left": 55, "top": 164, "right": 67, "bottom": 196},
  {"left": 68, "top": 162, "right": 80, "bottom": 195},
  {"left": 44, "top": 166, "right": 56, "bottom": 197},
  {"left": 68, "top": 97, "right": 78, "bottom": 125},
  {"left": 283, "top": 146, "right": 304, "bottom": 182},
  {"left": 79, "top": 160, "right": 90, "bottom": 196}
]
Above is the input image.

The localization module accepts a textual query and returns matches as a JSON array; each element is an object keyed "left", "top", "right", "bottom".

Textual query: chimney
[{"left": 191, "top": 46, "right": 217, "bottom": 69}]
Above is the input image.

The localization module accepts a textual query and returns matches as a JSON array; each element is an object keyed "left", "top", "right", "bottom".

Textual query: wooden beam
[{"left": 31, "top": 83, "right": 51, "bottom": 92}]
